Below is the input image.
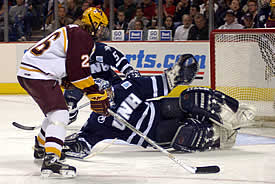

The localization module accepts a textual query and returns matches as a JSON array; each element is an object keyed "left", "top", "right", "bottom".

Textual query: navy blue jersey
[
  {"left": 64, "top": 42, "right": 135, "bottom": 102},
  {"left": 90, "top": 42, "right": 134, "bottom": 79},
  {"left": 80, "top": 75, "right": 169, "bottom": 148}
]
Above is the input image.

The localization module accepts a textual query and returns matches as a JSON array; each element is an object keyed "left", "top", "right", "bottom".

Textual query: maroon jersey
[{"left": 65, "top": 25, "right": 97, "bottom": 93}]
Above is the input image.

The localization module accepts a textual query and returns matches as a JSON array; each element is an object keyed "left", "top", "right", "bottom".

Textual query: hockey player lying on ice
[{"left": 36, "top": 54, "right": 256, "bottom": 160}]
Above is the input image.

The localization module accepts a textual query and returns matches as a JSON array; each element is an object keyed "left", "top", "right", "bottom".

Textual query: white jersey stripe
[
  {"left": 151, "top": 77, "right": 158, "bottom": 98},
  {"left": 120, "top": 63, "right": 131, "bottom": 73},
  {"left": 126, "top": 105, "right": 150, "bottom": 144},
  {"left": 115, "top": 56, "right": 127, "bottom": 68},
  {"left": 161, "top": 74, "right": 168, "bottom": 96},
  {"left": 137, "top": 102, "right": 155, "bottom": 146}
]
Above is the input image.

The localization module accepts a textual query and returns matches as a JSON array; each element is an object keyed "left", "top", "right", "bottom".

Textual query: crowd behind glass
[{"left": 0, "top": 0, "right": 274, "bottom": 42}]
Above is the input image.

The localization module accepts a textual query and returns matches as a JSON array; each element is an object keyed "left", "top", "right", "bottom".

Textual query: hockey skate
[
  {"left": 34, "top": 136, "right": 45, "bottom": 159},
  {"left": 164, "top": 54, "right": 198, "bottom": 90},
  {"left": 34, "top": 136, "right": 66, "bottom": 160},
  {"left": 41, "top": 153, "right": 76, "bottom": 178}
]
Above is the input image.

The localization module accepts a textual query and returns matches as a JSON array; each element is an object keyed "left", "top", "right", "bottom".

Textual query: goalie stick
[
  {"left": 12, "top": 101, "right": 90, "bottom": 131},
  {"left": 107, "top": 109, "right": 220, "bottom": 174}
]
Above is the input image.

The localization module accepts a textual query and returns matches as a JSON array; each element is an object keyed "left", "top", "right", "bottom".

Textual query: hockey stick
[
  {"left": 12, "top": 101, "right": 90, "bottom": 131},
  {"left": 107, "top": 109, "right": 220, "bottom": 174}
]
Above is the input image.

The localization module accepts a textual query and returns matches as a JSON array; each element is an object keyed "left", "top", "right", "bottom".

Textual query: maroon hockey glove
[{"left": 87, "top": 90, "right": 110, "bottom": 116}]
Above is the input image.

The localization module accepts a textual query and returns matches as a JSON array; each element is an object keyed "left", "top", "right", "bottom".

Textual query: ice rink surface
[{"left": 1, "top": 95, "right": 275, "bottom": 184}]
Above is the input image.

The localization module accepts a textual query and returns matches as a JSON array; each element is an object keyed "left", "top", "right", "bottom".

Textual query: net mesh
[{"left": 213, "top": 31, "right": 275, "bottom": 119}]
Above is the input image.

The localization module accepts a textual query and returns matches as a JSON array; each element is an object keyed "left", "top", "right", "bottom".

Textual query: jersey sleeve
[{"left": 97, "top": 43, "right": 135, "bottom": 74}]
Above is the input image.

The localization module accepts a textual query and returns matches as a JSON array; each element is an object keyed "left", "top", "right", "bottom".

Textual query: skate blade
[
  {"left": 41, "top": 169, "right": 76, "bottom": 178},
  {"left": 40, "top": 170, "right": 53, "bottom": 178},
  {"left": 60, "top": 169, "right": 77, "bottom": 178}
]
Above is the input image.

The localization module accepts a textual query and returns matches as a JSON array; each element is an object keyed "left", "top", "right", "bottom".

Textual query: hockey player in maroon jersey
[{"left": 17, "top": 7, "right": 110, "bottom": 178}]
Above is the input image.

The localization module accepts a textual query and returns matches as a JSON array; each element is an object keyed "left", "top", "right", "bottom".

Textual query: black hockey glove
[
  {"left": 171, "top": 118, "right": 219, "bottom": 152},
  {"left": 125, "top": 69, "right": 141, "bottom": 79},
  {"left": 179, "top": 87, "right": 239, "bottom": 126}
]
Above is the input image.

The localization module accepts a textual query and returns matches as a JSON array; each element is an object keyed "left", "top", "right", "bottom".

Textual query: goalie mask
[{"left": 81, "top": 7, "right": 108, "bottom": 38}]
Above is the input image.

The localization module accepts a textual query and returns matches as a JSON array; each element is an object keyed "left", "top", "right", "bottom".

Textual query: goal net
[{"left": 210, "top": 29, "right": 275, "bottom": 121}]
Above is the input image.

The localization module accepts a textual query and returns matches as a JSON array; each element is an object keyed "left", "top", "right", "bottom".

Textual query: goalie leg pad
[
  {"left": 179, "top": 87, "right": 239, "bottom": 126},
  {"left": 159, "top": 97, "right": 186, "bottom": 120},
  {"left": 171, "top": 118, "right": 219, "bottom": 152},
  {"left": 155, "top": 119, "right": 184, "bottom": 146}
]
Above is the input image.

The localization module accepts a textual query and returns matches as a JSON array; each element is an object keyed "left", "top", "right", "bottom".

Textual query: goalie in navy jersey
[{"left": 63, "top": 54, "right": 256, "bottom": 159}]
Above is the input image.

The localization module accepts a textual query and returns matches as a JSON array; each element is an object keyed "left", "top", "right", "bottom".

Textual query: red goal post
[{"left": 210, "top": 29, "right": 275, "bottom": 121}]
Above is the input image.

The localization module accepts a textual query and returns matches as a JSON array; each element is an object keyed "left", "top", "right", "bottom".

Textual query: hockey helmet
[{"left": 81, "top": 7, "right": 108, "bottom": 32}]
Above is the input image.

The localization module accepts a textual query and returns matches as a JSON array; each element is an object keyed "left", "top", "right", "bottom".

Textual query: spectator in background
[
  {"left": 134, "top": 19, "right": 145, "bottom": 30},
  {"left": 73, "top": 1, "right": 90, "bottom": 21},
  {"left": 189, "top": 4, "right": 200, "bottom": 23},
  {"left": 242, "top": 12, "right": 254, "bottom": 28},
  {"left": 161, "top": 15, "right": 176, "bottom": 37},
  {"left": 67, "top": 0, "right": 79, "bottom": 21},
  {"left": 147, "top": 17, "right": 158, "bottom": 29},
  {"left": 174, "top": 0, "right": 190, "bottom": 25},
  {"left": 163, "top": 0, "right": 176, "bottom": 17},
  {"left": 174, "top": 14, "right": 193, "bottom": 41},
  {"left": 215, "top": 0, "right": 228, "bottom": 27},
  {"left": 114, "top": 10, "right": 128, "bottom": 32},
  {"left": 9, "top": 0, "right": 29, "bottom": 41},
  {"left": 45, "top": 0, "right": 65, "bottom": 26},
  {"left": 245, "top": 0, "right": 259, "bottom": 27},
  {"left": 140, "top": 0, "right": 156, "bottom": 20},
  {"left": 24, "top": 1, "right": 33, "bottom": 39},
  {"left": 188, "top": 13, "right": 208, "bottom": 40},
  {"left": 128, "top": 19, "right": 147, "bottom": 40},
  {"left": 45, "top": 6, "right": 73, "bottom": 33},
  {"left": 128, "top": 7, "right": 149, "bottom": 30},
  {"left": 265, "top": 1, "right": 275, "bottom": 27},
  {"left": 28, "top": 0, "right": 44, "bottom": 30},
  {"left": 218, "top": 9, "right": 244, "bottom": 29},
  {"left": 118, "top": 0, "right": 136, "bottom": 22},
  {"left": 257, "top": 0, "right": 271, "bottom": 27},
  {"left": 228, "top": 0, "right": 244, "bottom": 24},
  {"left": 224, "top": 0, "right": 232, "bottom": 8}
]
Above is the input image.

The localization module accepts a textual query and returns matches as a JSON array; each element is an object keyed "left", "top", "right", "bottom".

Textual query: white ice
[{"left": 0, "top": 95, "right": 275, "bottom": 184}]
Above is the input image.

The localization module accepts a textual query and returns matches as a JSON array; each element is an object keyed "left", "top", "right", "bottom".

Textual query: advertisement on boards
[
  {"left": 0, "top": 42, "right": 210, "bottom": 94},
  {"left": 107, "top": 42, "right": 210, "bottom": 87}
]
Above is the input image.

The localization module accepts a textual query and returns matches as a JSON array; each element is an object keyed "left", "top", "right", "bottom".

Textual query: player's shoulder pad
[
  {"left": 95, "top": 42, "right": 107, "bottom": 48},
  {"left": 95, "top": 42, "right": 114, "bottom": 54}
]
